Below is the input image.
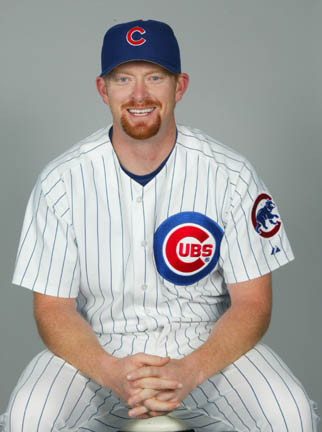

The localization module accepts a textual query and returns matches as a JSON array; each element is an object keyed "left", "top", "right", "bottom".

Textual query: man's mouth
[{"left": 126, "top": 107, "right": 156, "bottom": 116}]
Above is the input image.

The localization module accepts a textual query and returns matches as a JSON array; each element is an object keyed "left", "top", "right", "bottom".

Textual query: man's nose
[{"left": 131, "top": 79, "right": 148, "bottom": 102}]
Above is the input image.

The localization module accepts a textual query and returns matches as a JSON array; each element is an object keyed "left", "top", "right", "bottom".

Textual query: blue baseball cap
[{"left": 100, "top": 19, "right": 181, "bottom": 77}]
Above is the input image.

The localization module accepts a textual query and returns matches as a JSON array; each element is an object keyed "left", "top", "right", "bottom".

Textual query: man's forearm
[
  {"left": 34, "top": 300, "right": 113, "bottom": 386},
  {"left": 184, "top": 300, "right": 271, "bottom": 385}
]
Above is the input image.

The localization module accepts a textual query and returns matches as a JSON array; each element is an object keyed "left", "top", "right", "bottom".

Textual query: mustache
[{"left": 122, "top": 99, "right": 162, "bottom": 109}]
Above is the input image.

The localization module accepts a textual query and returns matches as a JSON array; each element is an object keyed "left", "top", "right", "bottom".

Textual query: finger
[
  {"left": 148, "top": 411, "right": 170, "bottom": 417},
  {"left": 155, "top": 391, "right": 178, "bottom": 402},
  {"left": 128, "top": 388, "right": 159, "bottom": 406},
  {"left": 128, "top": 404, "right": 149, "bottom": 418},
  {"left": 143, "top": 398, "right": 180, "bottom": 412},
  {"left": 134, "top": 353, "right": 170, "bottom": 367},
  {"left": 127, "top": 366, "right": 160, "bottom": 380},
  {"left": 132, "top": 377, "right": 182, "bottom": 391}
]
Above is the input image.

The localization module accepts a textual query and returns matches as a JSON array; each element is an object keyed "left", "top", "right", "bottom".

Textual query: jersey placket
[{"left": 131, "top": 182, "right": 152, "bottom": 332}]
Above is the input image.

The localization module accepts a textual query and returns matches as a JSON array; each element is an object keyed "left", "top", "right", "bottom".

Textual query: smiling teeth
[{"left": 128, "top": 108, "right": 154, "bottom": 115}]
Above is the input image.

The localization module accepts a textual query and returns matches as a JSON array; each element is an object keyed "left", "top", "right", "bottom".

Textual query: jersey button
[
  {"left": 141, "top": 240, "right": 148, "bottom": 247},
  {"left": 136, "top": 196, "right": 142, "bottom": 203},
  {"left": 141, "top": 284, "right": 148, "bottom": 291}
]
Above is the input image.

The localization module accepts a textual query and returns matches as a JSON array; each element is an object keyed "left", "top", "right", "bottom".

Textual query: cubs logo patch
[
  {"left": 154, "top": 212, "right": 224, "bottom": 285},
  {"left": 251, "top": 193, "right": 281, "bottom": 238},
  {"left": 126, "top": 26, "right": 146, "bottom": 46}
]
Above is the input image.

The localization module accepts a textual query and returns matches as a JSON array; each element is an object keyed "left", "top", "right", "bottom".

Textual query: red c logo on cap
[{"left": 126, "top": 27, "right": 146, "bottom": 46}]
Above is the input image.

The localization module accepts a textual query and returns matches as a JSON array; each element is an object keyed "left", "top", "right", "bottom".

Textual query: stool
[{"left": 119, "top": 415, "right": 194, "bottom": 431}]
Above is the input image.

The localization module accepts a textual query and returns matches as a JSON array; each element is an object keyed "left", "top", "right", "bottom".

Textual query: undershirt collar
[{"left": 108, "top": 127, "right": 176, "bottom": 186}]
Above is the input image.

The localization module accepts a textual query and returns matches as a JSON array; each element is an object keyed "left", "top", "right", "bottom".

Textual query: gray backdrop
[{"left": 1, "top": 0, "right": 321, "bottom": 424}]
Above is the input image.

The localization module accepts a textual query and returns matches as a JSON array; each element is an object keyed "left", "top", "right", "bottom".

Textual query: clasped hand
[{"left": 108, "top": 353, "right": 197, "bottom": 419}]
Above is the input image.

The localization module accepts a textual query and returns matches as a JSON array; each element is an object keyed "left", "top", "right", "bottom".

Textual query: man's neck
[{"left": 110, "top": 122, "right": 177, "bottom": 175}]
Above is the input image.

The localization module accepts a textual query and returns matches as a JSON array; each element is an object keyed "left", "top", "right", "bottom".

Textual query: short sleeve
[
  {"left": 12, "top": 177, "right": 80, "bottom": 297},
  {"left": 219, "top": 161, "right": 294, "bottom": 284}
]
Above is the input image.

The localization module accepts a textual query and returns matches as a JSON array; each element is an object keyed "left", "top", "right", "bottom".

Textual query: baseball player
[{"left": 0, "top": 19, "right": 319, "bottom": 432}]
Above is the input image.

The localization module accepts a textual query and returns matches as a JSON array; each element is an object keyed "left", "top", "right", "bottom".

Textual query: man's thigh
[
  {"left": 2, "top": 349, "right": 130, "bottom": 432},
  {"left": 174, "top": 343, "right": 318, "bottom": 432}
]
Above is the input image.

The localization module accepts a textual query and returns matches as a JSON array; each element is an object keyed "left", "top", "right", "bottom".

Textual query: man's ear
[
  {"left": 175, "top": 73, "right": 189, "bottom": 103},
  {"left": 96, "top": 76, "right": 109, "bottom": 105}
]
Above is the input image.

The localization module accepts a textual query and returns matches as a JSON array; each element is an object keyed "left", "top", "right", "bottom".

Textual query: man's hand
[
  {"left": 102, "top": 353, "right": 182, "bottom": 416},
  {"left": 126, "top": 357, "right": 199, "bottom": 418}
]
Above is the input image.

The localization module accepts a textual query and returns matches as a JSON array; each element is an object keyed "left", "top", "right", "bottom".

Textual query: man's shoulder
[
  {"left": 177, "top": 125, "right": 249, "bottom": 173},
  {"left": 39, "top": 126, "right": 111, "bottom": 187}
]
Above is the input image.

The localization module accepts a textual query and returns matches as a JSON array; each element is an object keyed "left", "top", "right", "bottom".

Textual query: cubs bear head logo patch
[
  {"left": 154, "top": 212, "right": 224, "bottom": 285},
  {"left": 251, "top": 193, "right": 282, "bottom": 238}
]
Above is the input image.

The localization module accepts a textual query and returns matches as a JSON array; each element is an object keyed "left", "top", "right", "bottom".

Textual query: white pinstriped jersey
[{"left": 12, "top": 125, "right": 294, "bottom": 356}]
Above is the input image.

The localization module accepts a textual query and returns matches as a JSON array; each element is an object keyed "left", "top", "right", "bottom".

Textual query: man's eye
[
  {"left": 151, "top": 75, "right": 162, "bottom": 81},
  {"left": 119, "top": 77, "right": 128, "bottom": 83}
]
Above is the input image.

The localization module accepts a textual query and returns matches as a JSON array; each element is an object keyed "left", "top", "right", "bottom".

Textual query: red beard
[{"left": 120, "top": 99, "right": 162, "bottom": 140}]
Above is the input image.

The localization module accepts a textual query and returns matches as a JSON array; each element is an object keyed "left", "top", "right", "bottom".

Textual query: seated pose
[{"left": 0, "top": 19, "right": 319, "bottom": 432}]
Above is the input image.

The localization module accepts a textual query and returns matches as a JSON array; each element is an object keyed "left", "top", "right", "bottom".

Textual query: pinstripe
[
  {"left": 8, "top": 351, "right": 48, "bottom": 430},
  {"left": 50, "top": 369, "right": 79, "bottom": 431},
  {"left": 207, "top": 377, "right": 252, "bottom": 431},
  {"left": 244, "top": 353, "right": 289, "bottom": 430},
  {"left": 193, "top": 154, "right": 200, "bottom": 211},
  {"left": 15, "top": 216, "right": 34, "bottom": 265},
  {"left": 41, "top": 142, "right": 108, "bottom": 184},
  {"left": 52, "top": 192, "right": 67, "bottom": 210},
  {"left": 213, "top": 166, "right": 219, "bottom": 221},
  {"left": 69, "top": 170, "right": 74, "bottom": 226},
  {"left": 219, "top": 370, "right": 261, "bottom": 430},
  {"left": 60, "top": 207, "right": 70, "bottom": 218},
  {"left": 80, "top": 164, "right": 97, "bottom": 315},
  {"left": 235, "top": 190, "right": 262, "bottom": 276},
  {"left": 180, "top": 150, "right": 188, "bottom": 212},
  {"left": 64, "top": 377, "right": 92, "bottom": 425},
  {"left": 68, "top": 254, "right": 79, "bottom": 297},
  {"left": 86, "top": 392, "right": 115, "bottom": 424},
  {"left": 31, "top": 206, "right": 49, "bottom": 289},
  {"left": 178, "top": 131, "right": 245, "bottom": 164},
  {"left": 37, "top": 361, "right": 66, "bottom": 431},
  {"left": 112, "top": 153, "right": 125, "bottom": 285},
  {"left": 204, "top": 160, "right": 210, "bottom": 214},
  {"left": 15, "top": 183, "right": 43, "bottom": 262},
  {"left": 231, "top": 210, "right": 250, "bottom": 280},
  {"left": 232, "top": 362, "right": 274, "bottom": 431},
  {"left": 254, "top": 347, "right": 304, "bottom": 431},
  {"left": 167, "top": 146, "right": 178, "bottom": 216},
  {"left": 177, "top": 141, "right": 241, "bottom": 175},
  {"left": 57, "top": 224, "right": 69, "bottom": 295},
  {"left": 258, "top": 236, "right": 273, "bottom": 273},
  {"left": 44, "top": 220, "right": 59, "bottom": 294},
  {"left": 91, "top": 161, "right": 105, "bottom": 333},
  {"left": 263, "top": 345, "right": 316, "bottom": 431},
  {"left": 21, "top": 354, "right": 55, "bottom": 431},
  {"left": 102, "top": 156, "right": 115, "bottom": 333},
  {"left": 44, "top": 179, "right": 61, "bottom": 197},
  {"left": 94, "top": 417, "right": 119, "bottom": 430},
  {"left": 69, "top": 385, "right": 102, "bottom": 429}
]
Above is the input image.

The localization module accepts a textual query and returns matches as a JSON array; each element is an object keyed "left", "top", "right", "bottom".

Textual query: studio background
[{"left": 1, "top": 0, "right": 321, "bottom": 423}]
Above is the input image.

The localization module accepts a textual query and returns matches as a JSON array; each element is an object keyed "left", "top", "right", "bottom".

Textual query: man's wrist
[
  {"left": 180, "top": 352, "right": 207, "bottom": 387},
  {"left": 92, "top": 350, "right": 118, "bottom": 387}
]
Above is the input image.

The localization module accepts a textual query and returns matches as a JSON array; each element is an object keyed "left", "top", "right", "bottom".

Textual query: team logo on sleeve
[
  {"left": 126, "top": 26, "right": 147, "bottom": 46},
  {"left": 251, "top": 193, "right": 281, "bottom": 238},
  {"left": 154, "top": 212, "right": 224, "bottom": 285}
]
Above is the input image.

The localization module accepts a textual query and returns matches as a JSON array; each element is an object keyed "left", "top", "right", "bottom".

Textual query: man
[{"left": 0, "top": 19, "right": 318, "bottom": 432}]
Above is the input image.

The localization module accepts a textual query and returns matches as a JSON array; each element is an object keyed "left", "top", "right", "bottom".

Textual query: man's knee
[{"left": 258, "top": 378, "right": 318, "bottom": 431}]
